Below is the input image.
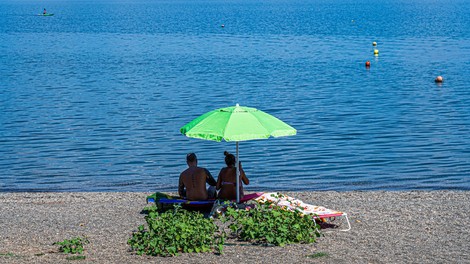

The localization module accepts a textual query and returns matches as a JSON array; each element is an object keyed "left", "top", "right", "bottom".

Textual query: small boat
[{"left": 38, "top": 13, "right": 54, "bottom": 16}]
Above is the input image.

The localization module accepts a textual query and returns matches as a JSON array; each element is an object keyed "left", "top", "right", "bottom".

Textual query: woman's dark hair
[{"left": 224, "top": 151, "right": 236, "bottom": 166}]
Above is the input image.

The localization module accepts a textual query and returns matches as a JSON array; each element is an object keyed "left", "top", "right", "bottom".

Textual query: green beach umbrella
[{"left": 180, "top": 104, "right": 296, "bottom": 202}]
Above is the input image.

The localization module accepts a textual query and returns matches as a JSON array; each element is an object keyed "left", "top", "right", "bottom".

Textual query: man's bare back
[{"left": 178, "top": 153, "right": 216, "bottom": 200}]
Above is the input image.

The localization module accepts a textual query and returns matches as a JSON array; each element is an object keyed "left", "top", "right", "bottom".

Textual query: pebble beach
[{"left": 1, "top": 191, "right": 469, "bottom": 263}]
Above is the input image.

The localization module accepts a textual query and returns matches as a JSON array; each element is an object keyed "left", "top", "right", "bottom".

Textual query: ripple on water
[{"left": 1, "top": 0, "right": 470, "bottom": 191}]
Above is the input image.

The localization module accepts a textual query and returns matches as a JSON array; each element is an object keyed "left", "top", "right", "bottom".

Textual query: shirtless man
[{"left": 178, "top": 153, "right": 217, "bottom": 200}]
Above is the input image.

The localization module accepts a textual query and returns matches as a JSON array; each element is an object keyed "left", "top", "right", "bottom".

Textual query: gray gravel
[{"left": 1, "top": 191, "right": 469, "bottom": 263}]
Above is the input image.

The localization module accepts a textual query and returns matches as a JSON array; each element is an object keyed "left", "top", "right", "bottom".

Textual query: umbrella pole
[{"left": 236, "top": 141, "right": 240, "bottom": 203}]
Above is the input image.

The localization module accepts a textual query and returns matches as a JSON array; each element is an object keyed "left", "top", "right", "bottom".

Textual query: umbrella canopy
[
  {"left": 180, "top": 104, "right": 296, "bottom": 202},
  {"left": 180, "top": 104, "right": 296, "bottom": 142}
]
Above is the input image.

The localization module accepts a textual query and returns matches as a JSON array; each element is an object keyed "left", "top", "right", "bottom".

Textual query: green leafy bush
[
  {"left": 222, "top": 201, "right": 321, "bottom": 246},
  {"left": 0, "top": 252, "right": 21, "bottom": 258},
  {"left": 66, "top": 255, "right": 86, "bottom": 260},
  {"left": 128, "top": 205, "right": 225, "bottom": 257},
  {"left": 54, "top": 237, "right": 89, "bottom": 254},
  {"left": 307, "top": 252, "right": 329, "bottom": 258},
  {"left": 130, "top": 195, "right": 322, "bottom": 257}
]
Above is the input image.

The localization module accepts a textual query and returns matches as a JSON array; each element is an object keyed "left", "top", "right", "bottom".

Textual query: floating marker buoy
[
  {"left": 435, "top": 76, "right": 443, "bottom": 83},
  {"left": 221, "top": 24, "right": 225, "bottom": 28},
  {"left": 372, "top": 42, "right": 377, "bottom": 46},
  {"left": 365, "top": 61, "right": 371, "bottom": 67},
  {"left": 374, "top": 49, "right": 379, "bottom": 55}
]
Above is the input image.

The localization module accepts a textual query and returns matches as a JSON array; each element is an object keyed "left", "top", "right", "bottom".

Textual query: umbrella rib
[{"left": 223, "top": 111, "right": 236, "bottom": 141}]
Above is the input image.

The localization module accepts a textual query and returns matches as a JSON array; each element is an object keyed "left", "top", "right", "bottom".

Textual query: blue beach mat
[
  {"left": 146, "top": 192, "right": 217, "bottom": 210},
  {"left": 146, "top": 192, "right": 214, "bottom": 204},
  {"left": 146, "top": 192, "right": 264, "bottom": 208}
]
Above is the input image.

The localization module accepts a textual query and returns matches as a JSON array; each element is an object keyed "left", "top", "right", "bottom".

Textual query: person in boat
[
  {"left": 178, "top": 153, "right": 217, "bottom": 200},
  {"left": 216, "top": 151, "right": 249, "bottom": 200},
  {"left": 43, "top": 8, "right": 47, "bottom": 15}
]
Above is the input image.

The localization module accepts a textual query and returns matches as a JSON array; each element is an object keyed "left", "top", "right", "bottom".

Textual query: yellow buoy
[{"left": 374, "top": 49, "right": 379, "bottom": 55}]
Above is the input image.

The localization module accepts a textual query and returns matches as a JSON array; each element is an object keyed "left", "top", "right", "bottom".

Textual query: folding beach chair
[{"left": 254, "top": 192, "right": 351, "bottom": 232}]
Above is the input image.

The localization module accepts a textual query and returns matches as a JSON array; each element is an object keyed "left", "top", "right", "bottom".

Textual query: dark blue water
[{"left": 1, "top": 0, "right": 470, "bottom": 192}]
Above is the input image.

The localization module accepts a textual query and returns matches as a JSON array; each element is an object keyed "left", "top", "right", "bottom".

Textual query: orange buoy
[
  {"left": 365, "top": 61, "right": 371, "bottom": 67},
  {"left": 435, "top": 76, "right": 443, "bottom": 83}
]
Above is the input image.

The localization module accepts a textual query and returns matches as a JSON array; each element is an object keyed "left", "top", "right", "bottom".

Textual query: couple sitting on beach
[{"left": 178, "top": 152, "right": 249, "bottom": 201}]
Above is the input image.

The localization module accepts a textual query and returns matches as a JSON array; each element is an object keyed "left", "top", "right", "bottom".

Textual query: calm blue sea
[{"left": 1, "top": 0, "right": 470, "bottom": 192}]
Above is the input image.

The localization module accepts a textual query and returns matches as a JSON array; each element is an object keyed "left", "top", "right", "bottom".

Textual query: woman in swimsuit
[{"left": 216, "top": 151, "right": 249, "bottom": 200}]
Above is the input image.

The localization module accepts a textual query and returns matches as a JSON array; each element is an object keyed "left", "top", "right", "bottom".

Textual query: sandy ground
[{"left": 0, "top": 191, "right": 469, "bottom": 263}]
